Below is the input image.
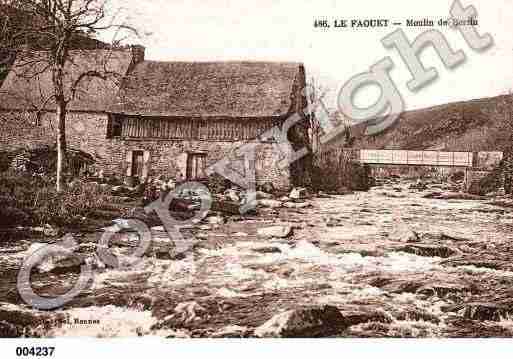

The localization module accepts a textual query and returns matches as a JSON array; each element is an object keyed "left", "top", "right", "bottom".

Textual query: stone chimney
[{"left": 130, "top": 45, "right": 145, "bottom": 66}]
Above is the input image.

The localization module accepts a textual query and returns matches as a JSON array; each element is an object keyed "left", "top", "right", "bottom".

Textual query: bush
[
  {"left": 206, "top": 172, "right": 233, "bottom": 194},
  {"left": 312, "top": 149, "right": 372, "bottom": 192},
  {"left": 0, "top": 151, "right": 15, "bottom": 172},
  {"left": 0, "top": 171, "right": 117, "bottom": 228},
  {"left": 476, "top": 170, "right": 503, "bottom": 195},
  {"left": 0, "top": 206, "right": 29, "bottom": 227}
]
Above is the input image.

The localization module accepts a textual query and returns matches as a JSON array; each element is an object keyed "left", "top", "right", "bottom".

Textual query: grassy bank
[{"left": 0, "top": 171, "right": 124, "bottom": 229}]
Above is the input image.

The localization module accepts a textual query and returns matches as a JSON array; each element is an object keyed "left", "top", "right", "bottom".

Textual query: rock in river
[
  {"left": 462, "top": 302, "right": 513, "bottom": 321},
  {"left": 254, "top": 305, "right": 347, "bottom": 338},
  {"left": 257, "top": 225, "right": 293, "bottom": 238},
  {"left": 258, "top": 199, "right": 282, "bottom": 209},
  {"left": 207, "top": 216, "right": 225, "bottom": 225},
  {"left": 290, "top": 187, "right": 308, "bottom": 200},
  {"left": 389, "top": 226, "right": 420, "bottom": 243}
]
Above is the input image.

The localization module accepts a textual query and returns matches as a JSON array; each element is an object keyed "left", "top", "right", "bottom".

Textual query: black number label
[
  {"left": 16, "top": 347, "right": 55, "bottom": 357},
  {"left": 314, "top": 19, "right": 330, "bottom": 28}
]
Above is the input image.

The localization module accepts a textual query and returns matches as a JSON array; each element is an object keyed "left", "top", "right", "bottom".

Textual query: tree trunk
[
  {"left": 56, "top": 101, "right": 67, "bottom": 192},
  {"left": 53, "top": 59, "right": 68, "bottom": 193}
]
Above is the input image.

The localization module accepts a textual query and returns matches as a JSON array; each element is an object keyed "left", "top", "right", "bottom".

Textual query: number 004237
[{"left": 15, "top": 347, "right": 55, "bottom": 357}]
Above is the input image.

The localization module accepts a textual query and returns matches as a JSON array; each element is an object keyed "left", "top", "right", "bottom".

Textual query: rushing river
[{"left": 1, "top": 179, "right": 513, "bottom": 338}]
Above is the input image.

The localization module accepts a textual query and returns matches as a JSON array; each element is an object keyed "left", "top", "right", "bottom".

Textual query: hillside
[{"left": 351, "top": 94, "right": 513, "bottom": 152}]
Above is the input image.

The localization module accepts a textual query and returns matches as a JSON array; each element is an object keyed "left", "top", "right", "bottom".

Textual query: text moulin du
[{"left": 318, "top": 17, "right": 478, "bottom": 29}]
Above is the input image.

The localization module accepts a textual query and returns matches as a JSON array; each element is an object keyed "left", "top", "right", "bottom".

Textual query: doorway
[
  {"left": 186, "top": 152, "right": 207, "bottom": 180},
  {"left": 131, "top": 150, "right": 145, "bottom": 179}
]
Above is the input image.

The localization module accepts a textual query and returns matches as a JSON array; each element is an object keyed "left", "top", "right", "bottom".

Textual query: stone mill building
[{"left": 0, "top": 46, "right": 311, "bottom": 190}]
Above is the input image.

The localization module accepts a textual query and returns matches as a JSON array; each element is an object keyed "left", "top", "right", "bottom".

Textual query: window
[
  {"left": 126, "top": 150, "right": 150, "bottom": 180},
  {"left": 107, "top": 115, "right": 122, "bottom": 138},
  {"left": 186, "top": 152, "right": 207, "bottom": 180}
]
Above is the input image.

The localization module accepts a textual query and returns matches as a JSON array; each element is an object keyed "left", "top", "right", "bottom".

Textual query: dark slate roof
[
  {"left": 0, "top": 49, "right": 132, "bottom": 112},
  {"left": 109, "top": 61, "right": 303, "bottom": 118}
]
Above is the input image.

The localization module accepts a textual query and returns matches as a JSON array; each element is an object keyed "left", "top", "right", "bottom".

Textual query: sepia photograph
[{"left": 0, "top": 0, "right": 513, "bottom": 355}]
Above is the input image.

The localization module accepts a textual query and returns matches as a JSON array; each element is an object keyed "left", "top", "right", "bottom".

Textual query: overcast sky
[{"left": 106, "top": 0, "right": 513, "bottom": 112}]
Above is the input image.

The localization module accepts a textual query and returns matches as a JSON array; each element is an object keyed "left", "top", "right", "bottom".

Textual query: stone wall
[
  {"left": 118, "top": 138, "right": 292, "bottom": 189},
  {"left": 0, "top": 110, "right": 118, "bottom": 173},
  {"left": 0, "top": 111, "right": 298, "bottom": 190}
]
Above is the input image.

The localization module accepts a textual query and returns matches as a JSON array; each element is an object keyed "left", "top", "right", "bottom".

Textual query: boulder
[
  {"left": 317, "top": 191, "right": 332, "bottom": 199},
  {"left": 258, "top": 199, "right": 282, "bottom": 209},
  {"left": 440, "top": 232, "right": 470, "bottom": 242},
  {"left": 462, "top": 302, "right": 513, "bottom": 322},
  {"left": 424, "top": 192, "right": 484, "bottom": 200},
  {"left": 111, "top": 185, "right": 127, "bottom": 195},
  {"left": 149, "top": 236, "right": 177, "bottom": 259},
  {"left": 409, "top": 180, "right": 428, "bottom": 191},
  {"left": 381, "top": 191, "right": 406, "bottom": 198},
  {"left": 325, "top": 216, "right": 343, "bottom": 228},
  {"left": 107, "top": 231, "right": 141, "bottom": 248},
  {"left": 339, "top": 308, "right": 392, "bottom": 326},
  {"left": 211, "top": 200, "right": 242, "bottom": 215},
  {"left": 256, "top": 191, "right": 273, "bottom": 200},
  {"left": 43, "top": 224, "right": 59, "bottom": 237},
  {"left": 254, "top": 305, "right": 347, "bottom": 338},
  {"left": 207, "top": 216, "right": 225, "bottom": 225},
  {"left": 395, "top": 309, "right": 440, "bottom": 324},
  {"left": 232, "top": 232, "right": 248, "bottom": 237},
  {"left": 211, "top": 325, "right": 251, "bottom": 338},
  {"left": 252, "top": 246, "right": 282, "bottom": 254},
  {"left": 334, "top": 187, "right": 353, "bottom": 195},
  {"left": 449, "top": 171, "right": 465, "bottom": 183},
  {"left": 389, "top": 226, "right": 420, "bottom": 243},
  {"left": 118, "top": 209, "right": 160, "bottom": 227},
  {"left": 0, "top": 304, "right": 65, "bottom": 337},
  {"left": 260, "top": 182, "right": 276, "bottom": 194},
  {"left": 173, "top": 301, "right": 208, "bottom": 324},
  {"left": 24, "top": 243, "right": 83, "bottom": 273},
  {"left": 225, "top": 189, "right": 240, "bottom": 203},
  {"left": 116, "top": 196, "right": 133, "bottom": 203},
  {"left": 283, "top": 201, "right": 311, "bottom": 209},
  {"left": 290, "top": 187, "right": 308, "bottom": 200},
  {"left": 397, "top": 244, "right": 457, "bottom": 258},
  {"left": 257, "top": 225, "right": 293, "bottom": 238},
  {"left": 0, "top": 320, "right": 19, "bottom": 338},
  {"left": 416, "top": 282, "right": 470, "bottom": 298}
]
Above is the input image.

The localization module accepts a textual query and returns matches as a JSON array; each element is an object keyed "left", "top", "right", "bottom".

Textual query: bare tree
[
  {"left": 306, "top": 78, "right": 353, "bottom": 154},
  {"left": 503, "top": 91, "right": 513, "bottom": 194},
  {"left": 0, "top": 0, "right": 137, "bottom": 191},
  {"left": 305, "top": 77, "right": 329, "bottom": 154}
]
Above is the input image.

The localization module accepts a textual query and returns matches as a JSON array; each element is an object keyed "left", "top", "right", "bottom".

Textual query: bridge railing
[{"left": 358, "top": 150, "right": 474, "bottom": 167}]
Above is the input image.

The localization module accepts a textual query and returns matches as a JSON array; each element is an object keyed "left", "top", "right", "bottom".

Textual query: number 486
[{"left": 314, "top": 19, "right": 330, "bottom": 28}]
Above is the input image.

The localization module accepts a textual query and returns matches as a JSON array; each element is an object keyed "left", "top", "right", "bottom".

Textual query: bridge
[{"left": 357, "top": 150, "right": 503, "bottom": 169}]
